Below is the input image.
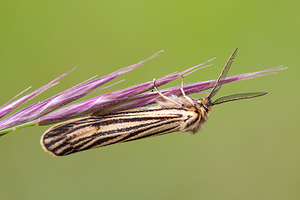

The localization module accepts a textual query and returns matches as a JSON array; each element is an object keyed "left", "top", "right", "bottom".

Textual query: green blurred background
[{"left": 0, "top": 1, "right": 298, "bottom": 200}]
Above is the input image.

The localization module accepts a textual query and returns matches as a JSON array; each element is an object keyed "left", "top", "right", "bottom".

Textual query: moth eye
[{"left": 197, "top": 98, "right": 203, "bottom": 104}]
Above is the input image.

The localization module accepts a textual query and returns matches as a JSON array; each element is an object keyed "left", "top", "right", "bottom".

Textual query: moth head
[{"left": 197, "top": 98, "right": 212, "bottom": 112}]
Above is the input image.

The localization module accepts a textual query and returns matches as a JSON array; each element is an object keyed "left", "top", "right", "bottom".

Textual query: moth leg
[
  {"left": 153, "top": 79, "right": 182, "bottom": 106},
  {"left": 180, "top": 75, "right": 195, "bottom": 106}
]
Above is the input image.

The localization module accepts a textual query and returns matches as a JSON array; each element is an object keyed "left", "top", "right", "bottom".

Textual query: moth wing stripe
[
  {"left": 127, "top": 126, "right": 180, "bottom": 142},
  {"left": 49, "top": 116, "right": 180, "bottom": 155},
  {"left": 43, "top": 113, "right": 181, "bottom": 149},
  {"left": 120, "top": 120, "right": 182, "bottom": 142},
  {"left": 76, "top": 119, "right": 182, "bottom": 152},
  {"left": 80, "top": 119, "right": 183, "bottom": 151}
]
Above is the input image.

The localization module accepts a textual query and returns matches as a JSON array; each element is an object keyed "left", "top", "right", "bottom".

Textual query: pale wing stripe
[
  {"left": 86, "top": 119, "right": 182, "bottom": 149},
  {"left": 44, "top": 115, "right": 181, "bottom": 149},
  {"left": 54, "top": 118, "right": 169, "bottom": 155},
  {"left": 78, "top": 119, "right": 182, "bottom": 154},
  {"left": 43, "top": 111, "right": 181, "bottom": 146},
  {"left": 54, "top": 119, "right": 181, "bottom": 156}
]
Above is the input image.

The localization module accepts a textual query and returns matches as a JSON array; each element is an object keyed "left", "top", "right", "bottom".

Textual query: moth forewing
[{"left": 41, "top": 104, "right": 205, "bottom": 156}]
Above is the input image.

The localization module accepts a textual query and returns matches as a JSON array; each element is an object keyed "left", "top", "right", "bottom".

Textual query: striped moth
[{"left": 41, "top": 48, "right": 267, "bottom": 156}]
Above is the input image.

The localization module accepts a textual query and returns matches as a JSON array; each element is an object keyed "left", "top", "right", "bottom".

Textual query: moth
[{"left": 41, "top": 48, "right": 267, "bottom": 156}]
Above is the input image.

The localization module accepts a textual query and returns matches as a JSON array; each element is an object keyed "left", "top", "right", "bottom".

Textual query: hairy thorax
[{"left": 156, "top": 95, "right": 211, "bottom": 134}]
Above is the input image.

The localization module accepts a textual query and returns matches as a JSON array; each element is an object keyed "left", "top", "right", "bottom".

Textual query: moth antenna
[
  {"left": 212, "top": 92, "right": 268, "bottom": 105},
  {"left": 206, "top": 48, "right": 238, "bottom": 100}
]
